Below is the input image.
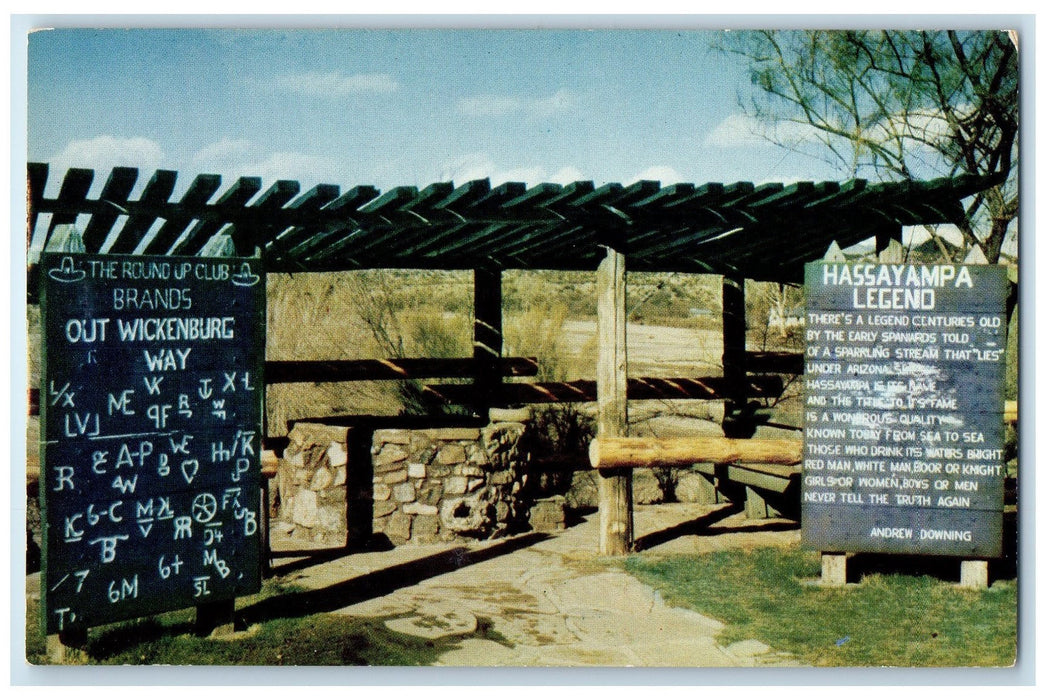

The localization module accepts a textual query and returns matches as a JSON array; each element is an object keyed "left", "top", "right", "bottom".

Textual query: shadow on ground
[{"left": 240, "top": 532, "right": 550, "bottom": 626}]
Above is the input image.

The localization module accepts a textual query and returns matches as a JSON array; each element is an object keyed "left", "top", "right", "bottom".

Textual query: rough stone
[
  {"left": 403, "top": 502, "right": 438, "bottom": 516},
  {"left": 495, "top": 501, "right": 510, "bottom": 523},
  {"left": 427, "top": 463, "right": 452, "bottom": 478},
  {"left": 440, "top": 495, "right": 492, "bottom": 534},
  {"left": 489, "top": 469, "right": 513, "bottom": 485},
  {"left": 633, "top": 468, "right": 665, "bottom": 504},
  {"left": 407, "top": 462, "right": 426, "bottom": 479},
  {"left": 481, "top": 423, "right": 525, "bottom": 451},
  {"left": 285, "top": 449, "right": 305, "bottom": 467},
  {"left": 291, "top": 489, "right": 319, "bottom": 528},
  {"left": 565, "top": 469, "right": 599, "bottom": 509},
  {"left": 317, "top": 505, "right": 342, "bottom": 533},
  {"left": 392, "top": 482, "right": 416, "bottom": 503},
  {"left": 288, "top": 422, "right": 350, "bottom": 448},
  {"left": 417, "top": 481, "right": 443, "bottom": 506},
  {"left": 386, "top": 510, "right": 412, "bottom": 543},
  {"left": 332, "top": 466, "right": 347, "bottom": 487},
  {"left": 373, "top": 429, "right": 412, "bottom": 445},
  {"left": 373, "top": 501, "right": 397, "bottom": 518},
  {"left": 373, "top": 483, "right": 392, "bottom": 501},
  {"left": 411, "top": 514, "right": 440, "bottom": 541},
  {"left": 327, "top": 441, "right": 348, "bottom": 467},
  {"left": 465, "top": 444, "right": 489, "bottom": 465},
  {"left": 460, "top": 464, "right": 485, "bottom": 477},
  {"left": 489, "top": 407, "right": 532, "bottom": 423},
  {"left": 437, "top": 443, "right": 468, "bottom": 465},
  {"left": 466, "top": 478, "right": 484, "bottom": 493},
  {"left": 383, "top": 469, "right": 409, "bottom": 485},
  {"left": 375, "top": 445, "right": 409, "bottom": 467},
  {"left": 674, "top": 471, "right": 712, "bottom": 503},
  {"left": 529, "top": 496, "right": 567, "bottom": 532},
  {"left": 310, "top": 467, "right": 333, "bottom": 491},
  {"left": 445, "top": 476, "right": 468, "bottom": 494},
  {"left": 427, "top": 427, "right": 481, "bottom": 441}
]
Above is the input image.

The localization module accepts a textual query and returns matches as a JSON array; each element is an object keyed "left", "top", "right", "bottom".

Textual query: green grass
[
  {"left": 26, "top": 580, "right": 510, "bottom": 666},
  {"left": 625, "top": 546, "right": 1017, "bottom": 667}
]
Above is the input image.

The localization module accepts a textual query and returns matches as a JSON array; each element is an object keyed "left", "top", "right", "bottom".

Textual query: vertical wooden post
[
  {"left": 473, "top": 267, "right": 503, "bottom": 418},
  {"left": 821, "top": 552, "right": 848, "bottom": 587},
  {"left": 195, "top": 599, "right": 236, "bottom": 637},
  {"left": 960, "top": 559, "right": 989, "bottom": 588},
  {"left": 721, "top": 274, "right": 750, "bottom": 438},
  {"left": 596, "top": 247, "right": 632, "bottom": 555}
]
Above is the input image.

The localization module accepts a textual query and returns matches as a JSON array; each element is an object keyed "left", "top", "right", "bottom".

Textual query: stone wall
[
  {"left": 370, "top": 419, "right": 530, "bottom": 545},
  {"left": 277, "top": 422, "right": 354, "bottom": 545},
  {"left": 275, "top": 415, "right": 532, "bottom": 546}
]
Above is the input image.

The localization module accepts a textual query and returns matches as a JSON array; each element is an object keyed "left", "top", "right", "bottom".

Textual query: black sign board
[
  {"left": 802, "top": 262, "right": 1008, "bottom": 558},
  {"left": 39, "top": 253, "right": 265, "bottom": 634}
]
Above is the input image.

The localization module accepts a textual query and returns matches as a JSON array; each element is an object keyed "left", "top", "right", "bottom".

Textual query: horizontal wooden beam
[
  {"left": 746, "top": 351, "right": 804, "bottom": 374},
  {"left": 265, "top": 356, "right": 537, "bottom": 384},
  {"left": 589, "top": 436, "right": 802, "bottom": 470},
  {"left": 423, "top": 374, "right": 785, "bottom": 406},
  {"left": 693, "top": 462, "right": 799, "bottom": 495}
]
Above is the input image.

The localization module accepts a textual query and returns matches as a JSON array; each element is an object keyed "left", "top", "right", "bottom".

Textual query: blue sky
[{"left": 27, "top": 28, "right": 849, "bottom": 198}]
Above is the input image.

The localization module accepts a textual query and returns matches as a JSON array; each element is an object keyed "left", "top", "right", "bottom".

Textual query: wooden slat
[
  {"left": 172, "top": 176, "right": 263, "bottom": 255},
  {"left": 693, "top": 462, "right": 799, "bottom": 494},
  {"left": 47, "top": 168, "right": 94, "bottom": 236},
  {"left": 142, "top": 173, "right": 221, "bottom": 254},
  {"left": 501, "top": 182, "right": 564, "bottom": 209},
  {"left": 423, "top": 374, "right": 785, "bottom": 405},
  {"left": 27, "top": 162, "right": 49, "bottom": 243},
  {"left": 434, "top": 179, "right": 491, "bottom": 211},
  {"left": 358, "top": 185, "right": 418, "bottom": 214},
  {"left": 82, "top": 167, "right": 139, "bottom": 250},
  {"left": 107, "top": 169, "right": 178, "bottom": 254},
  {"left": 264, "top": 356, "right": 538, "bottom": 384},
  {"left": 226, "top": 179, "right": 300, "bottom": 253},
  {"left": 282, "top": 185, "right": 381, "bottom": 260},
  {"left": 628, "top": 182, "right": 696, "bottom": 210}
]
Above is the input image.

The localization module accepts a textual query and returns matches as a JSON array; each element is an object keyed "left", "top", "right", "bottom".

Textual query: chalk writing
[
  {"left": 801, "top": 263, "right": 1007, "bottom": 557},
  {"left": 39, "top": 253, "right": 264, "bottom": 633}
]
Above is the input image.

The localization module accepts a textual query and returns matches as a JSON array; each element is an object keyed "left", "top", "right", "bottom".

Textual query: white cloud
[
  {"left": 627, "top": 166, "right": 682, "bottom": 185},
  {"left": 456, "top": 89, "right": 576, "bottom": 118},
  {"left": 705, "top": 113, "right": 821, "bottom": 148},
  {"left": 48, "top": 136, "right": 165, "bottom": 177},
  {"left": 274, "top": 71, "right": 399, "bottom": 97},
  {"left": 438, "top": 153, "right": 584, "bottom": 187},
  {"left": 192, "top": 139, "right": 252, "bottom": 167},
  {"left": 547, "top": 166, "right": 584, "bottom": 184}
]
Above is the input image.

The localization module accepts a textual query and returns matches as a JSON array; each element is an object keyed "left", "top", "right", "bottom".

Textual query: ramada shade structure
[{"left": 27, "top": 163, "right": 995, "bottom": 285}]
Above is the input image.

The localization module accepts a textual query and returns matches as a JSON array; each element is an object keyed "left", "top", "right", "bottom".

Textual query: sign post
[
  {"left": 802, "top": 262, "right": 1008, "bottom": 580},
  {"left": 39, "top": 253, "right": 265, "bottom": 642}
]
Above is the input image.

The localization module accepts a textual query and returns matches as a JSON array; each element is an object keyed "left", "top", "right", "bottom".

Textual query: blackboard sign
[
  {"left": 802, "top": 262, "right": 1008, "bottom": 558},
  {"left": 39, "top": 253, "right": 265, "bottom": 634}
]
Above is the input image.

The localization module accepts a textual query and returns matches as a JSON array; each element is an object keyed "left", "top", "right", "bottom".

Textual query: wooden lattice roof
[{"left": 27, "top": 163, "right": 994, "bottom": 286}]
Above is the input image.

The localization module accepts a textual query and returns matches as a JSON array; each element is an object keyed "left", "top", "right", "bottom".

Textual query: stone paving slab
[{"left": 271, "top": 502, "right": 801, "bottom": 667}]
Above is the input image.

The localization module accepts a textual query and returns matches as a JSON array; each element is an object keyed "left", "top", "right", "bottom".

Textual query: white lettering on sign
[{"left": 41, "top": 252, "right": 263, "bottom": 633}]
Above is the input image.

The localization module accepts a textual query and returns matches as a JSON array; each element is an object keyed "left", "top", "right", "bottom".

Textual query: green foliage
[
  {"left": 720, "top": 30, "right": 1018, "bottom": 264},
  {"left": 626, "top": 547, "right": 1017, "bottom": 667}
]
